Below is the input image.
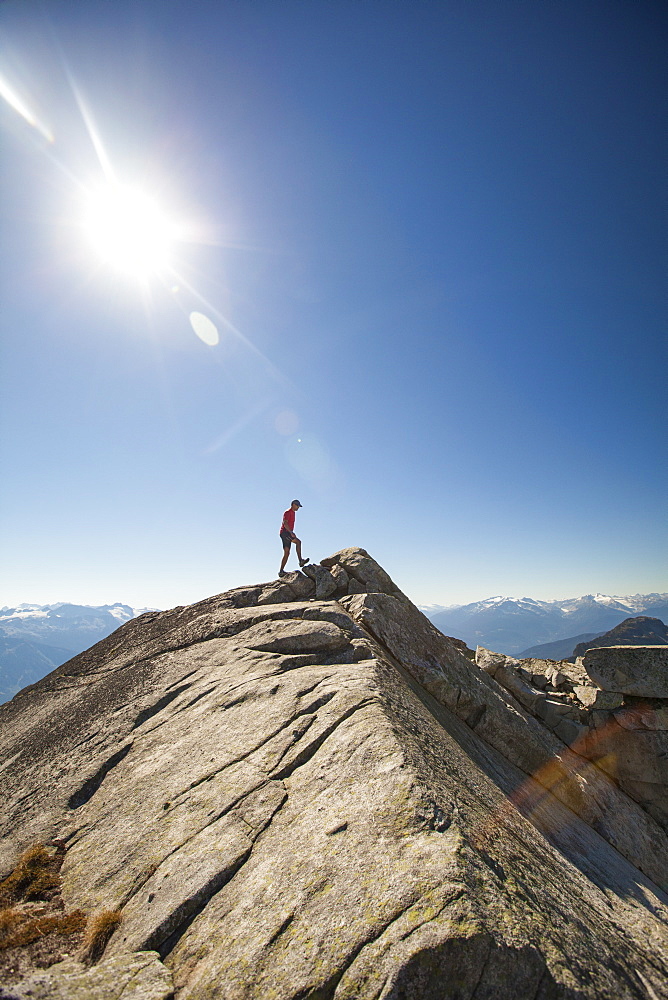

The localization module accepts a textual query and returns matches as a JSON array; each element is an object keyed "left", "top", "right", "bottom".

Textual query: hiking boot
[
  {"left": 278, "top": 569, "right": 287, "bottom": 577},
  {"left": 299, "top": 558, "right": 310, "bottom": 567}
]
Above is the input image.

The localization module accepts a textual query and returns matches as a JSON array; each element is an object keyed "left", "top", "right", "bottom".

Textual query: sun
[{"left": 83, "top": 183, "right": 178, "bottom": 278}]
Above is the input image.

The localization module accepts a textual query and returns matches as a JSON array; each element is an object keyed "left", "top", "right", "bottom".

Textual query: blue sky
[{"left": 1, "top": 0, "right": 666, "bottom": 609}]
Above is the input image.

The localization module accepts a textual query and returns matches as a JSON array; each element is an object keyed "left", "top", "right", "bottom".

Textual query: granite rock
[
  {"left": 346, "top": 593, "right": 668, "bottom": 889},
  {"left": 301, "top": 563, "right": 338, "bottom": 600},
  {"left": 320, "top": 547, "right": 400, "bottom": 595},
  {"left": 475, "top": 642, "right": 668, "bottom": 839},
  {"left": 0, "top": 550, "right": 667, "bottom": 998},
  {"left": 584, "top": 645, "right": 668, "bottom": 697},
  {"left": 2, "top": 951, "right": 173, "bottom": 1000}
]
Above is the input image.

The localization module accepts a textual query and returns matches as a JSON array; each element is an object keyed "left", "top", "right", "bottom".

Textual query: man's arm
[{"left": 281, "top": 517, "right": 296, "bottom": 539}]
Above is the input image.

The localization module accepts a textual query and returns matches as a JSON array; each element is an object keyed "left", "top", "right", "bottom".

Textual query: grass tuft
[
  {"left": 0, "top": 844, "right": 64, "bottom": 906},
  {"left": 0, "top": 907, "right": 86, "bottom": 950},
  {"left": 79, "top": 909, "right": 123, "bottom": 965},
  {"left": 0, "top": 841, "right": 121, "bottom": 984}
]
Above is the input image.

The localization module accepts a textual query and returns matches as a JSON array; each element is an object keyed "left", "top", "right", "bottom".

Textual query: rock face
[
  {"left": 583, "top": 644, "right": 668, "bottom": 698},
  {"left": 1, "top": 951, "right": 173, "bottom": 1000},
  {"left": 477, "top": 642, "right": 668, "bottom": 832},
  {"left": 1, "top": 549, "right": 668, "bottom": 998}
]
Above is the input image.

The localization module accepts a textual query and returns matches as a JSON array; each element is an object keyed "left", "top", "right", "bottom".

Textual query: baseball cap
[{"left": 292, "top": 499, "right": 302, "bottom": 507}]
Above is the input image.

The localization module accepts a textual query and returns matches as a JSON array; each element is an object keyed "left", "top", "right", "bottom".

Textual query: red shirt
[{"left": 281, "top": 508, "right": 295, "bottom": 534}]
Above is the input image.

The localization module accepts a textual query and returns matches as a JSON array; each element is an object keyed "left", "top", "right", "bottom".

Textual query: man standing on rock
[{"left": 279, "top": 500, "right": 309, "bottom": 576}]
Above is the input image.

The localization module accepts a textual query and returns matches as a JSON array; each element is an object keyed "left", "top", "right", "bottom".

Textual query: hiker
[{"left": 279, "top": 500, "right": 309, "bottom": 576}]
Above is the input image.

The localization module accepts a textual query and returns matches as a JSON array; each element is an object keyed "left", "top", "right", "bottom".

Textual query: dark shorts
[{"left": 280, "top": 530, "right": 293, "bottom": 549}]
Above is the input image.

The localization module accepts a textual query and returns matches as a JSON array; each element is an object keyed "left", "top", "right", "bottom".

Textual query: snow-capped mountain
[
  {"left": 416, "top": 603, "right": 451, "bottom": 616},
  {"left": 425, "top": 593, "right": 668, "bottom": 656},
  {"left": 0, "top": 603, "right": 158, "bottom": 705},
  {"left": 0, "top": 602, "right": 150, "bottom": 625}
]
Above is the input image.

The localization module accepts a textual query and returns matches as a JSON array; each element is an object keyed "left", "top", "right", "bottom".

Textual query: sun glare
[
  {"left": 83, "top": 183, "right": 177, "bottom": 277},
  {"left": 0, "top": 75, "right": 54, "bottom": 142}
]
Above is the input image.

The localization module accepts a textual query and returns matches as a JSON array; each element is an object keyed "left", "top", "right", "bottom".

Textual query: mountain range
[
  {"left": 0, "top": 603, "right": 155, "bottom": 704},
  {"left": 3, "top": 591, "right": 666, "bottom": 705},
  {"left": 422, "top": 592, "right": 668, "bottom": 655}
]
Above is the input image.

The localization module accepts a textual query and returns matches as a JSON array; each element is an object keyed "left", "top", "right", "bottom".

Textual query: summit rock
[{"left": 1, "top": 549, "right": 667, "bottom": 998}]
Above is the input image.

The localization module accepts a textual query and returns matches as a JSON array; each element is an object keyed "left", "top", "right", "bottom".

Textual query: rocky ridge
[
  {"left": 475, "top": 641, "right": 668, "bottom": 831},
  {"left": 0, "top": 548, "right": 667, "bottom": 999}
]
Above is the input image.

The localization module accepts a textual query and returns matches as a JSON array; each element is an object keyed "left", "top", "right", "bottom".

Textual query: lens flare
[
  {"left": 274, "top": 409, "right": 299, "bottom": 436},
  {"left": 0, "top": 75, "right": 53, "bottom": 142},
  {"left": 83, "top": 183, "right": 177, "bottom": 277},
  {"left": 189, "top": 311, "right": 219, "bottom": 346},
  {"left": 285, "top": 432, "right": 339, "bottom": 493}
]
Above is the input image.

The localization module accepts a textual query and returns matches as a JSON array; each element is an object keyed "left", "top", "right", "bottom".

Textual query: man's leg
[
  {"left": 279, "top": 542, "right": 291, "bottom": 574},
  {"left": 293, "top": 537, "right": 309, "bottom": 566}
]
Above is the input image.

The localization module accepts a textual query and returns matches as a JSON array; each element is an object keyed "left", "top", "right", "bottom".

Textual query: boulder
[
  {"left": 475, "top": 646, "right": 519, "bottom": 676},
  {"left": 321, "top": 547, "right": 400, "bottom": 595},
  {"left": 554, "top": 717, "right": 588, "bottom": 746},
  {"left": 584, "top": 645, "right": 668, "bottom": 697},
  {"left": 328, "top": 562, "right": 349, "bottom": 594},
  {"left": 301, "top": 563, "right": 338, "bottom": 599},
  {"left": 493, "top": 665, "right": 541, "bottom": 712},
  {"left": 255, "top": 582, "right": 296, "bottom": 605},
  {"left": 535, "top": 696, "right": 575, "bottom": 725},
  {"left": 573, "top": 685, "right": 624, "bottom": 711},
  {"left": 283, "top": 572, "right": 316, "bottom": 600}
]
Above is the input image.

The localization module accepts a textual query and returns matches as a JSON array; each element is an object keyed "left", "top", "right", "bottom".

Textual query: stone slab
[
  {"left": 3, "top": 951, "right": 173, "bottom": 1000},
  {"left": 584, "top": 646, "right": 668, "bottom": 698}
]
